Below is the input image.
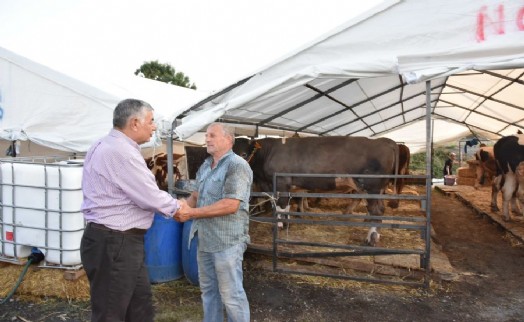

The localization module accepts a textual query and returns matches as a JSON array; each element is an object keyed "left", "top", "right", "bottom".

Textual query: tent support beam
[
  {"left": 399, "top": 75, "right": 406, "bottom": 124},
  {"left": 446, "top": 83, "right": 524, "bottom": 113},
  {"left": 465, "top": 70, "right": 524, "bottom": 120},
  {"left": 305, "top": 83, "right": 374, "bottom": 134},
  {"left": 181, "top": 76, "right": 253, "bottom": 115},
  {"left": 481, "top": 70, "right": 524, "bottom": 86},
  {"left": 167, "top": 124, "right": 175, "bottom": 196},
  {"left": 424, "top": 80, "right": 432, "bottom": 289},
  {"left": 346, "top": 99, "right": 438, "bottom": 137},
  {"left": 318, "top": 83, "right": 445, "bottom": 136},
  {"left": 297, "top": 82, "right": 405, "bottom": 132},
  {"left": 257, "top": 79, "right": 357, "bottom": 126},
  {"left": 439, "top": 98, "right": 522, "bottom": 132},
  {"left": 431, "top": 112, "right": 508, "bottom": 138}
]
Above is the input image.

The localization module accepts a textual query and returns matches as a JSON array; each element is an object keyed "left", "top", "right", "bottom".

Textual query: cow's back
[
  {"left": 252, "top": 136, "right": 398, "bottom": 193},
  {"left": 494, "top": 135, "right": 524, "bottom": 174}
]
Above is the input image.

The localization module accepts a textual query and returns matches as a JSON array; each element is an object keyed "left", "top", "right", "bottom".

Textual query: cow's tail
[{"left": 393, "top": 143, "right": 399, "bottom": 195}]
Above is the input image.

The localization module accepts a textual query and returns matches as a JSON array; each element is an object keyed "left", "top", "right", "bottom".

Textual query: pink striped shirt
[{"left": 81, "top": 129, "right": 180, "bottom": 230}]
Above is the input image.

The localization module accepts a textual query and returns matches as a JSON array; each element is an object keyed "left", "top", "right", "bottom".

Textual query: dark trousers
[{"left": 80, "top": 223, "right": 153, "bottom": 322}]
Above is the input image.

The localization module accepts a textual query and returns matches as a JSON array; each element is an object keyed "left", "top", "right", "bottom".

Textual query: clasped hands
[{"left": 174, "top": 199, "right": 192, "bottom": 222}]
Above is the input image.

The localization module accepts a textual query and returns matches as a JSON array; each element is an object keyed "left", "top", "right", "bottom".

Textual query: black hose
[{"left": 0, "top": 249, "right": 45, "bottom": 304}]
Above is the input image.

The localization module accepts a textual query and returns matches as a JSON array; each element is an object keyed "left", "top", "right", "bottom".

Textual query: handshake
[{"left": 173, "top": 199, "right": 193, "bottom": 223}]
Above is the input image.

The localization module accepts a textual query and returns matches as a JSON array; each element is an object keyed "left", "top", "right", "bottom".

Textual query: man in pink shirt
[{"left": 80, "top": 98, "right": 186, "bottom": 322}]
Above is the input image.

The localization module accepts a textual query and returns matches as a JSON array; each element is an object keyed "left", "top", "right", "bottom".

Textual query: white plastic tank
[{"left": 0, "top": 157, "right": 84, "bottom": 266}]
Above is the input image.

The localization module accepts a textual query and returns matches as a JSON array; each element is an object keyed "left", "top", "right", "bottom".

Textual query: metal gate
[{"left": 248, "top": 171, "right": 431, "bottom": 288}]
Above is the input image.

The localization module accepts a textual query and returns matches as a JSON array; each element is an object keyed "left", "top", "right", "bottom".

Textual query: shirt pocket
[{"left": 206, "top": 175, "right": 225, "bottom": 200}]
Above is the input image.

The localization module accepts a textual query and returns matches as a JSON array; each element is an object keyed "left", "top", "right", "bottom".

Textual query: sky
[{"left": 0, "top": 0, "right": 382, "bottom": 92}]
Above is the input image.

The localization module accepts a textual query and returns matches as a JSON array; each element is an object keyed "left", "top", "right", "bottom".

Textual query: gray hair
[
  {"left": 113, "top": 99, "right": 154, "bottom": 129},
  {"left": 208, "top": 122, "right": 235, "bottom": 144}
]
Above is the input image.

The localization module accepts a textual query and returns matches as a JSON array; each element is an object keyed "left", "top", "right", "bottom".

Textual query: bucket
[
  {"left": 144, "top": 213, "right": 183, "bottom": 283},
  {"left": 181, "top": 220, "right": 199, "bottom": 286},
  {"left": 444, "top": 175, "right": 456, "bottom": 186}
]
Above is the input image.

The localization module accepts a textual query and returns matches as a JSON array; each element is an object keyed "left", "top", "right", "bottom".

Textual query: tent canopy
[
  {"left": 0, "top": 46, "right": 206, "bottom": 152},
  {"left": 174, "top": 0, "right": 524, "bottom": 153}
]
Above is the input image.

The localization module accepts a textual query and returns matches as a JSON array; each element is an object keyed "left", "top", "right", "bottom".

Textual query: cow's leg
[
  {"left": 474, "top": 166, "right": 484, "bottom": 190},
  {"left": 515, "top": 162, "right": 524, "bottom": 217},
  {"left": 510, "top": 190, "right": 521, "bottom": 216},
  {"left": 387, "top": 177, "right": 403, "bottom": 209},
  {"left": 491, "top": 175, "right": 502, "bottom": 212},
  {"left": 299, "top": 198, "right": 308, "bottom": 212},
  {"left": 275, "top": 205, "right": 290, "bottom": 229},
  {"left": 501, "top": 172, "right": 517, "bottom": 221},
  {"left": 275, "top": 197, "right": 292, "bottom": 229},
  {"left": 345, "top": 198, "right": 361, "bottom": 214},
  {"left": 343, "top": 187, "right": 361, "bottom": 214},
  {"left": 364, "top": 199, "right": 385, "bottom": 246}
]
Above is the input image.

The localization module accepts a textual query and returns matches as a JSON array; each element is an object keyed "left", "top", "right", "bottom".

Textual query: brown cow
[
  {"left": 473, "top": 146, "right": 496, "bottom": 190},
  {"left": 144, "top": 152, "right": 184, "bottom": 191},
  {"left": 469, "top": 146, "right": 518, "bottom": 215},
  {"left": 233, "top": 136, "right": 399, "bottom": 246},
  {"left": 299, "top": 143, "right": 409, "bottom": 213}
]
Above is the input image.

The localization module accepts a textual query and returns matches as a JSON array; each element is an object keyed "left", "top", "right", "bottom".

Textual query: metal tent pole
[
  {"left": 167, "top": 123, "right": 175, "bottom": 196},
  {"left": 424, "top": 80, "right": 433, "bottom": 288}
]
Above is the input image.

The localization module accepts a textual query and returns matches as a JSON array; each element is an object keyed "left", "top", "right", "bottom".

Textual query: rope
[{"left": 249, "top": 192, "right": 278, "bottom": 213}]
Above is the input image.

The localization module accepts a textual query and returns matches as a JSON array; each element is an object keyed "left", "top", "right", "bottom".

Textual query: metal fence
[{"left": 247, "top": 172, "right": 431, "bottom": 288}]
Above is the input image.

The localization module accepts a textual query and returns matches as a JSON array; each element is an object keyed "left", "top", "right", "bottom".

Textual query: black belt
[{"left": 87, "top": 222, "right": 147, "bottom": 236}]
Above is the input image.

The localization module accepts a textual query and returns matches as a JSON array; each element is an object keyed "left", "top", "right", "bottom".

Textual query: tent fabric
[
  {"left": 174, "top": 0, "right": 524, "bottom": 153},
  {"left": 0, "top": 46, "right": 206, "bottom": 152}
]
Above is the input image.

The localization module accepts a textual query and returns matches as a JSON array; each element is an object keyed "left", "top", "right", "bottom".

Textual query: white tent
[
  {"left": 174, "top": 0, "right": 524, "bottom": 153},
  {"left": 0, "top": 46, "right": 207, "bottom": 152}
]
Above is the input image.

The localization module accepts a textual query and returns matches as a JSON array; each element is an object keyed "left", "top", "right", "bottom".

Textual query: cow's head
[{"left": 233, "top": 138, "right": 261, "bottom": 163}]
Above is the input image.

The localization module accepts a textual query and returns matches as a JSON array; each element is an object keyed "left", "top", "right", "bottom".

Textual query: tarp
[
  {"left": 0, "top": 46, "right": 206, "bottom": 152},
  {"left": 174, "top": 0, "right": 524, "bottom": 153}
]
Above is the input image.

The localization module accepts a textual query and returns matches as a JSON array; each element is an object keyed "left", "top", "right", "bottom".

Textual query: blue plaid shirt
[{"left": 189, "top": 150, "right": 253, "bottom": 252}]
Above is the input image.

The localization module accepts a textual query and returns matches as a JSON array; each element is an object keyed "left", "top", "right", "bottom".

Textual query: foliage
[
  {"left": 135, "top": 60, "right": 197, "bottom": 89},
  {"left": 410, "top": 145, "right": 459, "bottom": 178}
]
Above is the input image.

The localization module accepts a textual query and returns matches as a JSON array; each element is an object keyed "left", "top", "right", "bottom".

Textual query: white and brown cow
[
  {"left": 470, "top": 145, "right": 519, "bottom": 215},
  {"left": 144, "top": 152, "right": 184, "bottom": 191},
  {"left": 473, "top": 146, "right": 496, "bottom": 190},
  {"left": 233, "top": 136, "right": 399, "bottom": 246},
  {"left": 493, "top": 134, "right": 524, "bottom": 221}
]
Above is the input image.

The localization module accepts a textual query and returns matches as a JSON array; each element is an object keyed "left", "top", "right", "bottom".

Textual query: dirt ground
[{"left": 1, "top": 185, "right": 524, "bottom": 321}]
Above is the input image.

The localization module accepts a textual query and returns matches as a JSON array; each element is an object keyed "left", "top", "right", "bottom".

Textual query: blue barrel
[
  {"left": 181, "top": 220, "right": 199, "bottom": 286},
  {"left": 144, "top": 213, "right": 183, "bottom": 283}
]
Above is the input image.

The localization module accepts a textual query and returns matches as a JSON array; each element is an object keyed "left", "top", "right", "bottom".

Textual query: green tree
[
  {"left": 411, "top": 146, "right": 458, "bottom": 178},
  {"left": 135, "top": 60, "right": 197, "bottom": 89}
]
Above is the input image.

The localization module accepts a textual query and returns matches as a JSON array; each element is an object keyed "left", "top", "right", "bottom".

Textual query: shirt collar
[
  {"left": 204, "top": 149, "right": 234, "bottom": 167},
  {"left": 109, "top": 128, "right": 140, "bottom": 151}
]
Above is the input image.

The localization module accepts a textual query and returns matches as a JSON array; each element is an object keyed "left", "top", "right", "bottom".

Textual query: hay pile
[
  {"left": 250, "top": 185, "right": 426, "bottom": 251},
  {"left": 0, "top": 264, "right": 90, "bottom": 301}
]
